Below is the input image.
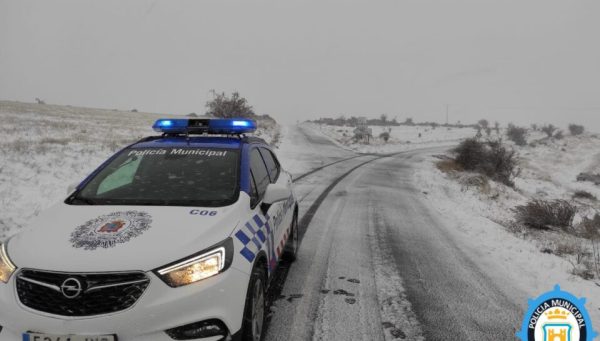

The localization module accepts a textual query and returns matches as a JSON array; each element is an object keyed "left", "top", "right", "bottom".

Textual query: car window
[
  {"left": 97, "top": 156, "right": 142, "bottom": 194},
  {"left": 249, "top": 170, "right": 260, "bottom": 208},
  {"left": 259, "top": 148, "right": 280, "bottom": 183},
  {"left": 249, "top": 148, "right": 270, "bottom": 200},
  {"left": 72, "top": 147, "right": 240, "bottom": 207}
]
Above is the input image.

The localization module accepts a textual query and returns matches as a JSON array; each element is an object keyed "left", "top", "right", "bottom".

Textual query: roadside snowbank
[{"left": 412, "top": 134, "right": 600, "bottom": 325}]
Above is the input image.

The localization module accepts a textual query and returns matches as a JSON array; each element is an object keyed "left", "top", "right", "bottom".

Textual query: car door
[
  {"left": 248, "top": 147, "right": 285, "bottom": 272},
  {"left": 259, "top": 147, "right": 294, "bottom": 256}
]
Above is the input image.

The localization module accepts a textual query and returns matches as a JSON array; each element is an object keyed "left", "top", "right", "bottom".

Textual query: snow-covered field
[
  {"left": 412, "top": 132, "right": 600, "bottom": 323},
  {"left": 313, "top": 123, "right": 478, "bottom": 154},
  {"left": 0, "top": 101, "right": 279, "bottom": 240},
  {"left": 3, "top": 108, "right": 600, "bottom": 335}
]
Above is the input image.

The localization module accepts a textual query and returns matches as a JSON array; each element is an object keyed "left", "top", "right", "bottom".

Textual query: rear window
[{"left": 69, "top": 147, "right": 240, "bottom": 207}]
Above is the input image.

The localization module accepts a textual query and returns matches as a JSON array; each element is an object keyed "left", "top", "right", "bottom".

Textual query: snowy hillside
[{"left": 0, "top": 101, "right": 279, "bottom": 239}]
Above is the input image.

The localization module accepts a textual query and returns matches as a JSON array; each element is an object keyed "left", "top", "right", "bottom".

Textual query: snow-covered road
[{"left": 268, "top": 125, "right": 525, "bottom": 340}]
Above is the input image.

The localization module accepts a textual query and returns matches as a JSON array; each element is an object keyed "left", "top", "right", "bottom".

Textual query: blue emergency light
[{"left": 152, "top": 118, "right": 257, "bottom": 135}]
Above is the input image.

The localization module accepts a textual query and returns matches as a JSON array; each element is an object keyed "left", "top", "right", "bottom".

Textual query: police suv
[{"left": 0, "top": 118, "right": 298, "bottom": 341}]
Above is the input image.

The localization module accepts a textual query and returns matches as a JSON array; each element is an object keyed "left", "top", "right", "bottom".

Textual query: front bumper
[{"left": 0, "top": 268, "right": 250, "bottom": 341}]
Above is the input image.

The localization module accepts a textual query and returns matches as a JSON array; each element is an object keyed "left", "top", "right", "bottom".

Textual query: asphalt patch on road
[{"left": 333, "top": 289, "right": 355, "bottom": 297}]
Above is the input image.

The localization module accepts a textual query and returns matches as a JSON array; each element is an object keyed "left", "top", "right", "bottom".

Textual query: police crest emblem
[
  {"left": 517, "top": 285, "right": 598, "bottom": 341},
  {"left": 70, "top": 211, "right": 152, "bottom": 250}
]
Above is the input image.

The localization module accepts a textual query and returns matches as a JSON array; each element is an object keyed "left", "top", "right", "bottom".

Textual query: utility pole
[{"left": 445, "top": 104, "right": 449, "bottom": 125}]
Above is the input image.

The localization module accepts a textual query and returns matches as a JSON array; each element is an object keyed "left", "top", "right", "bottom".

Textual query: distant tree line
[{"left": 311, "top": 115, "right": 477, "bottom": 129}]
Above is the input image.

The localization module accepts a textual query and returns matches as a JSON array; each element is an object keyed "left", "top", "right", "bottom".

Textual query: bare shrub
[
  {"left": 555, "top": 241, "right": 580, "bottom": 256},
  {"left": 514, "top": 199, "right": 576, "bottom": 230},
  {"left": 506, "top": 124, "right": 527, "bottom": 146},
  {"left": 379, "top": 131, "right": 390, "bottom": 142},
  {"left": 353, "top": 126, "right": 372, "bottom": 142},
  {"left": 453, "top": 138, "right": 517, "bottom": 186},
  {"left": 581, "top": 214, "right": 600, "bottom": 239},
  {"left": 573, "top": 191, "right": 597, "bottom": 201},
  {"left": 569, "top": 124, "right": 585, "bottom": 136},
  {"left": 577, "top": 172, "right": 600, "bottom": 185},
  {"left": 570, "top": 260, "right": 596, "bottom": 280},
  {"left": 454, "top": 138, "right": 485, "bottom": 169},
  {"left": 458, "top": 173, "right": 491, "bottom": 194},
  {"left": 554, "top": 130, "right": 564, "bottom": 140},
  {"left": 580, "top": 214, "right": 600, "bottom": 278},
  {"left": 436, "top": 159, "right": 464, "bottom": 173},
  {"left": 541, "top": 124, "right": 558, "bottom": 138}
]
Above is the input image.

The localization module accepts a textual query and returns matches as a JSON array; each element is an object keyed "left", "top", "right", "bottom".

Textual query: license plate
[{"left": 23, "top": 333, "right": 116, "bottom": 341}]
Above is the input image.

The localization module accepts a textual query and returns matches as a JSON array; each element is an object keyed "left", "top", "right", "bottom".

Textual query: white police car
[{"left": 0, "top": 118, "right": 298, "bottom": 341}]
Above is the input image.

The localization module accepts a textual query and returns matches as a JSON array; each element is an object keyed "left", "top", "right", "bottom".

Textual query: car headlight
[
  {"left": 0, "top": 242, "right": 17, "bottom": 284},
  {"left": 155, "top": 238, "right": 233, "bottom": 288}
]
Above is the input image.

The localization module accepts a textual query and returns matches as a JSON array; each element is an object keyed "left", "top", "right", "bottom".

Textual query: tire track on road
[
  {"left": 265, "top": 146, "right": 452, "bottom": 337},
  {"left": 266, "top": 155, "right": 386, "bottom": 334},
  {"left": 293, "top": 154, "right": 367, "bottom": 182}
]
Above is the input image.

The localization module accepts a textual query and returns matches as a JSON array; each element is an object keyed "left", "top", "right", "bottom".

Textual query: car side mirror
[
  {"left": 262, "top": 183, "right": 291, "bottom": 206},
  {"left": 67, "top": 182, "right": 79, "bottom": 195}
]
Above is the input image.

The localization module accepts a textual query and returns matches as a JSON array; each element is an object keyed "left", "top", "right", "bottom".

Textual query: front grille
[{"left": 16, "top": 269, "right": 150, "bottom": 317}]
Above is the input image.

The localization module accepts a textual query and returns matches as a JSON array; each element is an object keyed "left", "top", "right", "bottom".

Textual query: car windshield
[{"left": 68, "top": 147, "right": 240, "bottom": 207}]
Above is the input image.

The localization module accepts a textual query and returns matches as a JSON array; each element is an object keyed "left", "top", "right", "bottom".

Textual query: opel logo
[{"left": 60, "top": 277, "right": 83, "bottom": 299}]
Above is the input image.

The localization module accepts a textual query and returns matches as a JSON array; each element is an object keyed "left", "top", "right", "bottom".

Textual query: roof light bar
[
  {"left": 152, "top": 119, "right": 189, "bottom": 133},
  {"left": 152, "top": 118, "right": 257, "bottom": 135}
]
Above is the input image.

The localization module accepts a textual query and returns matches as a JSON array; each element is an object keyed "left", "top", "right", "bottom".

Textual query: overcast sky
[{"left": 1, "top": 0, "right": 599, "bottom": 129}]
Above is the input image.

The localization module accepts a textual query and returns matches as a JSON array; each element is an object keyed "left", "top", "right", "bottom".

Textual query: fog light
[{"left": 165, "top": 319, "right": 228, "bottom": 340}]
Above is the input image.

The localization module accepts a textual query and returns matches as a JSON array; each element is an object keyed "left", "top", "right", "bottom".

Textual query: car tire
[
  {"left": 281, "top": 213, "right": 298, "bottom": 262},
  {"left": 242, "top": 263, "right": 267, "bottom": 341}
]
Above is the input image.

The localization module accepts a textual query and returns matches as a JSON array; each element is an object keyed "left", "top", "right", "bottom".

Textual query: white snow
[{"left": 3, "top": 105, "right": 600, "bottom": 333}]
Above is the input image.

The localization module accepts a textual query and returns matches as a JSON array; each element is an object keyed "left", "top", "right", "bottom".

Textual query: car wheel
[
  {"left": 242, "top": 264, "right": 266, "bottom": 341},
  {"left": 281, "top": 213, "right": 298, "bottom": 262}
]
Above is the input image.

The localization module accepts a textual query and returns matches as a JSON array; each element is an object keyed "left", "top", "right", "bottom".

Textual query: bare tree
[{"left": 205, "top": 90, "right": 255, "bottom": 118}]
